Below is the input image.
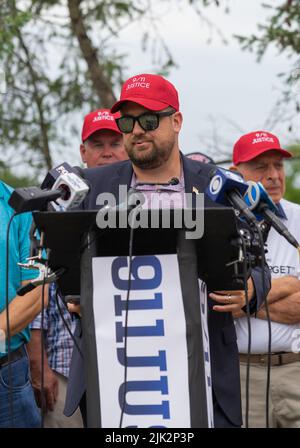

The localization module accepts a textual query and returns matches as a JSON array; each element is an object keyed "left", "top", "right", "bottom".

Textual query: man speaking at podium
[{"left": 66, "top": 73, "right": 270, "bottom": 427}]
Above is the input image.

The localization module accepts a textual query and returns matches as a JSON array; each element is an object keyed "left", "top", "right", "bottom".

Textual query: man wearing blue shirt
[
  {"left": 0, "top": 180, "right": 46, "bottom": 428},
  {"left": 27, "top": 109, "right": 126, "bottom": 427}
]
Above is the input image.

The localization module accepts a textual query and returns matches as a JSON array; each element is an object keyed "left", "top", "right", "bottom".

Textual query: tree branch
[{"left": 67, "top": 0, "right": 116, "bottom": 107}]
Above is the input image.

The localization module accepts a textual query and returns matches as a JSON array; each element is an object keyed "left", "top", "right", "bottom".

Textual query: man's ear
[
  {"left": 80, "top": 144, "right": 86, "bottom": 163},
  {"left": 229, "top": 165, "right": 239, "bottom": 173},
  {"left": 172, "top": 111, "right": 183, "bottom": 133}
]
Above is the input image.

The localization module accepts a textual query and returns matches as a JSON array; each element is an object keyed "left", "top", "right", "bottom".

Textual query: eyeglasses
[{"left": 116, "top": 110, "right": 175, "bottom": 133}]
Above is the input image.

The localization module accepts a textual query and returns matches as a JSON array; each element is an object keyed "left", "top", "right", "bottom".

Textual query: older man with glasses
[{"left": 231, "top": 131, "right": 300, "bottom": 428}]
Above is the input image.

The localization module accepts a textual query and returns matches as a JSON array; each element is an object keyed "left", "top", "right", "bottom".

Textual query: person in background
[
  {"left": 231, "top": 130, "right": 300, "bottom": 427},
  {"left": 0, "top": 179, "right": 47, "bottom": 428},
  {"left": 80, "top": 108, "right": 128, "bottom": 167},
  {"left": 27, "top": 109, "right": 127, "bottom": 428}
]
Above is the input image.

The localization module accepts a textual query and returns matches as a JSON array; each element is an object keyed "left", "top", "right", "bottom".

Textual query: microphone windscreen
[
  {"left": 72, "top": 166, "right": 85, "bottom": 178},
  {"left": 72, "top": 166, "right": 91, "bottom": 190},
  {"left": 41, "top": 162, "right": 74, "bottom": 190}
]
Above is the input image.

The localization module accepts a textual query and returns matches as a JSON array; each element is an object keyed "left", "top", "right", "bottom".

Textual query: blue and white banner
[{"left": 92, "top": 254, "right": 191, "bottom": 428}]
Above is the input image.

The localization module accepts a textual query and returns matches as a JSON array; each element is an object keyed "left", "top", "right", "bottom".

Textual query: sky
[
  {"left": 115, "top": 0, "right": 299, "bottom": 162},
  {"left": 18, "top": 0, "right": 298, "bottom": 170}
]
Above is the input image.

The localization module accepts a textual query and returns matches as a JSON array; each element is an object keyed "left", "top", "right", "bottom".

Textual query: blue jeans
[{"left": 0, "top": 351, "right": 41, "bottom": 428}]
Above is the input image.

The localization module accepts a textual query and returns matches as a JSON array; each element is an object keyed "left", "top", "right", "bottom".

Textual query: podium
[{"left": 33, "top": 207, "right": 243, "bottom": 428}]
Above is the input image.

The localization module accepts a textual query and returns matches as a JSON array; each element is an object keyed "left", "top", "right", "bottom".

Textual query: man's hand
[
  {"left": 27, "top": 329, "right": 58, "bottom": 412},
  {"left": 30, "top": 360, "right": 58, "bottom": 412},
  {"left": 256, "top": 291, "right": 300, "bottom": 324},
  {"left": 67, "top": 302, "right": 81, "bottom": 316},
  {"left": 209, "top": 277, "right": 254, "bottom": 315},
  {"left": 267, "top": 276, "right": 300, "bottom": 304}
]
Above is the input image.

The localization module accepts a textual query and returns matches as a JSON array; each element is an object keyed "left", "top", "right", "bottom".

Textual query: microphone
[
  {"left": 42, "top": 162, "right": 89, "bottom": 210},
  {"left": 244, "top": 181, "right": 300, "bottom": 249},
  {"left": 17, "top": 264, "right": 65, "bottom": 296},
  {"left": 40, "top": 162, "right": 74, "bottom": 190},
  {"left": 9, "top": 166, "right": 89, "bottom": 213},
  {"left": 169, "top": 177, "right": 180, "bottom": 185},
  {"left": 205, "top": 167, "right": 258, "bottom": 225},
  {"left": 9, "top": 187, "right": 62, "bottom": 213},
  {"left": 72, "top": 166, "right": 88, "bottom": 180},
  {"left": 243, "top": 181, "right": 277, "bottom": 216},
  {"left": 50, "top": 171, "right": 89, "bottom": 211}
]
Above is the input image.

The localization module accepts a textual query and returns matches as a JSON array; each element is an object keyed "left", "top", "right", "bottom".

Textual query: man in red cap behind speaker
[
  {"left": 231, "top": 130, "right": 300, "bottom": 428},
  {"left": 80, "top": 108, "right": 128, "bottom": 167}
]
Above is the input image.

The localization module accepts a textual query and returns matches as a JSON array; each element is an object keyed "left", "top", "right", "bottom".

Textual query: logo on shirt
[{"left": 268, "top": 264, "right": 296, "bottom": 275}]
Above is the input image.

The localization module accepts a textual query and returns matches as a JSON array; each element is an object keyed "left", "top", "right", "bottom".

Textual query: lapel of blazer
[
  {"left": 182, "top": 153, "right": 209, "bottom": 194},
  {"left": 110, "top": 160, "right": 133, "bottom": 205}
]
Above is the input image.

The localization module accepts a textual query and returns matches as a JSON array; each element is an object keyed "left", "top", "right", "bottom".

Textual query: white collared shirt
[{"left": 235, "top": 198, "right": 300, "bottom": 354}]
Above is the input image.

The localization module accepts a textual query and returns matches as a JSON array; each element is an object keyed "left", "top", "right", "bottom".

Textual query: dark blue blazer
[{"left": 64, "top": 155, "right": 269, "bottom": 427}]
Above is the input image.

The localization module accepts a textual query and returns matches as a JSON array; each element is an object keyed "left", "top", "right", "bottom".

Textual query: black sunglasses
[{"left": 116, "top": 110, "right": 175, "bottom": 133}]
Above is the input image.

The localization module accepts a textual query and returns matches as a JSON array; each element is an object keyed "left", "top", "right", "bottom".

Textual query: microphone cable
[
  {"left": 239, "top": 220, "right": 271, "bottom": 428},
  {"left": 240, "top": 231, "right": 252, "bottom": 429},
  {"left": 26, "top": 228, "right": 48, "bottom": 427},
  {"left": 40, "top": 262, "right": 47, "bottom": 428},
  {"left": 5, "top": 213, "right": 51, "bottom": 428},
  {"left": 118, "top": 180, "right": 179, "bottom": 427},
  {"left": 5, "top": 211, "right": 17, "bottom": 428},
  {"left": 255, "top": 223, "right": 272, "bottom": 428},
  {"left": 119, "top": 204, "right": 141, "bottom": 429},
  {"left": 236, "top": 216, "right": 271, "bottom": 428},
  {"left": 54, "top": 286, "right": 83, "bottom": 358}
]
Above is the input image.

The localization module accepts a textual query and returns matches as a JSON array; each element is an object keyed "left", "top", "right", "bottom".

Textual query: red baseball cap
[
  {"left": 111, "top": 73, "right": 179, "bottom": 113},
  {"left": 233, "top": 130, "right": 292, "bottom": 165},
  {"left": 81, "top": 108, "right": 121, "bottom": 142}
]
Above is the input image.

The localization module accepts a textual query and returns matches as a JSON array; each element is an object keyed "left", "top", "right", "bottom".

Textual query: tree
[
  {"left": 285, "top": 144, "right": 300, "bottom": 204},
  {"left": 235, "top": 0, "right": 300, "bottom": 127},
  {"left": 2, "top": 0, "right": 298, "bottom": 177},
  {"left": 0, "top": 0, "right": 220, "bottom": 175},
  {"left": 0, "top": 0, "right": 133, "bottom": 172},
  {"left": 0, "top": 2, "right": 54, "bottom": 170},
  {"left": 0, "top": 167, "right": 37, "bottom": 188},
  {"left": 236, "top": 1, "right": 300, "bottom": 59}
]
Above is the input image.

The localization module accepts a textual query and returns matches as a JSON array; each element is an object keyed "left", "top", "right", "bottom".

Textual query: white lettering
[
  {"left": 252, "top": 137, "right": 275, "bottom": 144},
  {"left": 93, "top": 111, "right": 114, "bottom": 122},
  {"left": 126, "top": 82, "right": 150, "bottom": 90}
]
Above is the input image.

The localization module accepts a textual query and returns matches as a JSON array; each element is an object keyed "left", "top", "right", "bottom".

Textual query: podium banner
[{"left": 92, "top": 254, "right": 191, "bottom": 428}]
